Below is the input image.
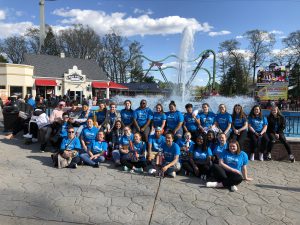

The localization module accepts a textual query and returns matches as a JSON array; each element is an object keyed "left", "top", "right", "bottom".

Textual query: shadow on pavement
[
  {"left": 27, "top": 155, "right": 54, "bottom": 167},
  {"left": 256, "top": 184, "right": 300, "bottom": 192}
]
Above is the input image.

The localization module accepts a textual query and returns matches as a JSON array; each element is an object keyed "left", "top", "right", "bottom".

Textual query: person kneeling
[
  {"left": 206, "top": 140, "right": 252, "bottom": 192},
  {"left": 80, "top": 131, "right": 107, "bottom": 168}
]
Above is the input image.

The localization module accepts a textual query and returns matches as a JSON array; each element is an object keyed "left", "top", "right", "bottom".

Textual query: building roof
[
  {"left": 22, "top": 53, "right": 109, "bottom": 81},
  {"left": 120, "top": 82, "right": 170, "bottom": 93}
]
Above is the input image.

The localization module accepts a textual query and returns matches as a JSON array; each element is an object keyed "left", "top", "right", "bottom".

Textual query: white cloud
[
  {"left": 15, "top": 11, "right": 24, "bottom": 17},
  {"left": 133, "top": 8, "right": 153, "bottom": 15},
  {"left": 271, "top": 48, "right": 296, "bottom": 57},
  {"left": 0, "top": 21, "right": 34, "bottom": 38},
  {"left": 279, "top": 36, "right": 287, "bottom": 39},
  {"left": 269, "top": 30, "right": 283, "bottom": 35},
  {"left": 236, "top": 35, "right": 243, "bottom": 39},
  {"left": 53, "top": 8, "right": 213, "bottom": 37},
  {"left": 208, "top": 30, "right": 231, "bottom": 37},
  {"left": 0, "top": 10, "right": 5, "bottom": 20}
]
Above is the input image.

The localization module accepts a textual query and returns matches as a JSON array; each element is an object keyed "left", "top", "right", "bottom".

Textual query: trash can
[{"left": 3, "top": 105, "right": 19, "bottom": 132}]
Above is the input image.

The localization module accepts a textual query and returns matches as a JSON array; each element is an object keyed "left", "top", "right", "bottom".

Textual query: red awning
[
  {"left": 92, "top": 81, "right": 128, "bottom": 90},
  {"left": 35, "top": 79, "right": 57, "bottom": 86}
]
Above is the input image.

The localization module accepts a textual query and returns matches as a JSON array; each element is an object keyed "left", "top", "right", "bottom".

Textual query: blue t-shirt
[
  {"left": 248, "top": 116, "right": 268, "bottom": 133},
  {"left": 121, "top": 109, "right": 134, "bottom": 126},
  {"left": 81, "top": 126, "right": 99, "bottom": 148},
  {"left": 149, "top": 135, "right": 166, "bottom": 152},
  {"left": 220, "top": 150, "right": 248, "bottom": 172},
  {"left": 184, "top": 113, "right": 200, "bottom": 132},
  {"left": 161, "top": 142, "right": 180, "bottom": 163},
  {"left": 213, "top": 143, "right": 228, "bottom": 158},
  {"left": 90, "top": 140, "right": 108, "bottom": 155},
  {"left": 132, "top": 141, "right": 146, "bottom": 161},
  {"left": 120, "top": 134, "right": 134, "bottom": 146},
  {"left": 95, "top": 110, "right": 106, "bottom": 124},
  {"left": 215, "top": 112, "right": 232, "bottom": 132},
  {"left": 233, "top": 115, "right": 247, "bottom": 129},
  {"left": 60, "top": 137, "right": 81, "bottom": 155},
  {"left": 134, "top": 107, "right": 153, "bottom": 127},
  {"left": 165, "top": 111, "right": 184, "bottom": 130},
  {"left": 198, "top": 112, "right": 215, "bottom": 128},
  {"left": 60, "top": 122, "right": 69, "bottom": 138},
  {"left": 189, "top": 145, "right": 212, "bottom": 162},
  {"left": 176, "top": 139, "right": 195, "bottom": 150},
  {"left": 152, "top": 112, "right": 167, "bottom": 128},
  {"left": 207, "top": 141, "right": 217, "bottom": 153}
]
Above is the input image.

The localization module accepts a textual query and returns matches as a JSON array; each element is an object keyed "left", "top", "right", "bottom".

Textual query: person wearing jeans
[
  {"left": 266, "top": 106, "right": 295, "bottom": 162},
  {"left": 80, "top": 131, "right": 107, "bottom": 167}
]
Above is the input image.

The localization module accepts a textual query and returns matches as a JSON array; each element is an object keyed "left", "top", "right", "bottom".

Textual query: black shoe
[
  {"left": 266, "top": 153, "right": 272, "bottom": 161},
  {"left": 93, "top": 162, "right": 100, "bottom": 168},
  {"left": 40, "top": 143, "right": 46, "bottom": 152},
  {"left": 73, "top": 163, "right": 78, "bottom": 169}
]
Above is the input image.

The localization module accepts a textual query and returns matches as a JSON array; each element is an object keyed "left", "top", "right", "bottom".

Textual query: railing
[{"left": 283, "top": 112, "right": 300, "bottom": 137}]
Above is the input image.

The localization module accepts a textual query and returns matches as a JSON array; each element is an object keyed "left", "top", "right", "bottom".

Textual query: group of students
[{"left": 6, "top": 98, "right": 295, "bottom": 192}]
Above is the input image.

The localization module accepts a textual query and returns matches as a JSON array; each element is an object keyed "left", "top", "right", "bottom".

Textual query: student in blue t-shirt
[
  {"left": 161, "top": 133, "right": 181, "bottom": 178},
  {"left": 80, "top": 131, "right": 108, "bottom": 167},
  {"left": 248, "top": 105, "right": 269, "bottom": 161},
  {"left": 94, "top": 100, "right": 107, "bottom": 130},
  {"left": 213, "top": 104, "right": 232, "bottom": 138},
  {"left": 198, "top": 103, "right": 216, "bottom": 133},
  {"left": 176, "top": 132, "right": 195, "bottom": 163},
  {"left": 230, "top": 104, "right": 248, "bottom": 149},
  {"left": 206, "top": 130, "right": 217, "bottom": 153},
  {"left": 80, "top": 118, "right": 99, "bottom": 152},
  {"left": 206, "top": 140, "right": 253, "bottom": 192},
  {"left": 165, "top": 101, "right": 184, "bottom": 140},
  {"left": 182, "top": 135, "right": 212, "bottom": 179},
  {"left": 213, "top": 133, "right": 228, "bottom": 163},
  {"left": 148, "top": 127, "right": 166, "bottom": 161},
  {"left": 120, "top": 100, "right": 134, "bottom": 128},
  {"left": 183, "top": 103, "right": 200, "bottom": 140},
  {"left": 59, "top": 126, "right": 82, "bottom": 169},
  {"left": 133, "top": 99, "right": 153, "bottom": 142},
  {"left": 120, "top": 132, "right": 147, "bottom": 173},
  {"left": 151, "top": 103, "right": 166, "bottom": 133}
]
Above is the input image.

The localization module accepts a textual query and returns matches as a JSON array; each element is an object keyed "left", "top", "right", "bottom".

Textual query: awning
[
  {"left": 35, "top": 79, "right": 57, "bottom": 86},
  {"left": 92, "top": 81, "right": 128, "bottom": 90}
]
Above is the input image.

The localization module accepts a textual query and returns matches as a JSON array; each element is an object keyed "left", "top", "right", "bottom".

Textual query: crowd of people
[{"left": 4, "top": 98, "right": 296, "bottom": 192}]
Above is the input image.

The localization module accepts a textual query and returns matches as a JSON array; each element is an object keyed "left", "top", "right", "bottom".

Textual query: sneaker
[
  {"left": 289, "top": 155, "right": 296, "bottom": 163},
  {"left": 123, "top": 166, "right": 130, "bottom": 172},
  {"left": 230, "top": 185, "right": 238, "bottom": 192},
  {"left": 201, "top": 175, "right": 207, "bottom": 181},
  {"left": 206, "top": 182, "right": 219, "bottom": 188},
  {"left": 129, "top": 169, "right": 135, "bottom": 174},
  {"left": 73, "top": 163, "right": 78, "bottom": 169},
  {"left": 32, "top": 138, "right": 38, "bottom": 143},
  {"left": 169, "top": 171, "right": 176, "bottom": 178},
  {"left": 40, "top": 143, "right": 46, "bottom": 152},
  {"left": 135, "top": 167, "right": 143, "bottom": 173},
  {"left": 115, "top": 160, "right": 121, "bottom": 167},
  {"left": 23, "top": 133, "right": 32, "bottom": 138},
  {"left": 93, "top": 162, "right": 100, "bottom": 168},
  {"left": 266, "top": 153, "right": 272, "bottom": 161},
  {"left": 250, "top": 153, "right": 255, "bottom": 161},
  {"left": 259, "top": 153, "right": 264, "bottom": 161},
  {"left": 148, "top": 168, "right": 156, "bottom": 175}
]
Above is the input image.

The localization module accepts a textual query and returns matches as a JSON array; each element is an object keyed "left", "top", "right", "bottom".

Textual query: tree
[
  {"left": 25, "top": 27, "right": 40, "bottom": 54},
  {"left": 0, "top": 55, "right": 8, "bottom": 63},
  {"left": 244, "top": 29, "right": 275, "bottom": 84},
  {"left": 283, "top": 30, "right": 300, "bottom": 65},
  {"left": 0, "top": 36, "right": 27, "bottom": 63},
  {"left": 41, "top": 27, "right": 60, "bottom": 56}
]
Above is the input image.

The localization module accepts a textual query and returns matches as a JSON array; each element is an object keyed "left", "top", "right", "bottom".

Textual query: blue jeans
[
  {"left": 112, "top": 150, "right": 121, "bottom": 162},
  {"left": 80, "top": 153, "right": 105, "bottom": 166}
]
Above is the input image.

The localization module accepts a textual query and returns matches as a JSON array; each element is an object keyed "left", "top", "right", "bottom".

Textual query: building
[{"left": 0, "top": 53, "right": 128, "bottom": 102}]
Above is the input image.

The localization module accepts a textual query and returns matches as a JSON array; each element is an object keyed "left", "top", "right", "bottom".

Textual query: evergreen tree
[
  {"left": 0, "top": 55, "right": 8, "bottom": 63},
  {"left": 41, "top": 27, "right": 60, "bottom": 56}
]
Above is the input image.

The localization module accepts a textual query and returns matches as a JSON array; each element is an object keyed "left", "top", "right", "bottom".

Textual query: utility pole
[{"left": 39, "top": 0, "right": 46, "bottom": 53}]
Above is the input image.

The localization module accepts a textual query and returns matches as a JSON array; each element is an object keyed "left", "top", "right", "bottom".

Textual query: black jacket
[{"left": 267, "top": 114, "right": 286, "bottom": 134}]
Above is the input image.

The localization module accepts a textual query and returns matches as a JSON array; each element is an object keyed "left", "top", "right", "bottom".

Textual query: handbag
[{"left": 129, "top": 141, "right": 139, "bottom": 162}]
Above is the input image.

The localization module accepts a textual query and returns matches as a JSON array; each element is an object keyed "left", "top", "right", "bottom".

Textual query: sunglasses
[{"left": 68, "top": 131, "right": 75, "bottom": 133}]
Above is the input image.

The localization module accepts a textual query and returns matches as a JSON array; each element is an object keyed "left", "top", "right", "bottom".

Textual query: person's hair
[
  {"left": 110, "top": 102, "right": 116, "bottom": 107},
  {"left": 124, "top": 100, "right": 132, "bottom": 110},
  {"left": 156, "top": 103, "right": 164, "bottom": 113},
  {"left": 140, "top": 99, "right": 146, "bottom": 105},
  {"left": 202, "top": 103, "right": 210, "bottom": 108},
  {"left": 250, "top": 105, "right": 262, "bottom": 119},
  {"left": 165, "top": 132, "right": 174, "bottom": 140},
  {"left": 232, "top": 104, "right": 247, "bottom": 120},
  {"left": 218, "top": 132, "right": 227, "bottom": 140},
  {"left": 62, "top": 112, "right": 69, "bottom": 117},
  {"left": 70, "top": 100, "right": 78, "bottom": 106},
  {"left": 218, "top": 104, "right": 227, "bottom": 113},
  {"left": 206, "top": 130, "right": 216, "bottom": 140},
  {"left": 123, "top": 126, "right": 131, "bottom": 134},
  {"left": 228, "top": 140, "right": 241, "bottom": 154},
  {"left": 185, "top": 103, "right": 193, "bottom": 109},
  {"left": 184, "top": 132, "right": 192, "bottom": 139},
  {"left": 113, "top": 120, "right": 124, "bottom": 129},
  {"left": 269, "top": 106, "right": 283, "bottom": 118},
  {"left": 87, "top": 117, "right": 93, "bottom": 122},
  {"left": 67, "top": 125, "right": 74, "bottom": 131},
  {"left": 97, "top": 131, "right": 105, "bottom": 139},
  {"left": 195, "top": 134, "right": 208, "bottom": 152},
  {"left": 134, "top": 132, "right": 142, "bottom": 138}
]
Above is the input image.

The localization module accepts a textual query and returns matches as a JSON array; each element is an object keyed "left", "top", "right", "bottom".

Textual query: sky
[{"left": 0, "top": 0, "right": 299, "bottom": 85}]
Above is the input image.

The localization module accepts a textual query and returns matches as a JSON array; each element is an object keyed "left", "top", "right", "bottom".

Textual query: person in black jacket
[{"left": 266, "top": 106, "right": 295, "bottom": 162}]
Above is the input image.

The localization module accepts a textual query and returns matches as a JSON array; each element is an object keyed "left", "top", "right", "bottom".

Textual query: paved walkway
[{"left": 0, "top": 133, "right": 299, "bottom": 225}]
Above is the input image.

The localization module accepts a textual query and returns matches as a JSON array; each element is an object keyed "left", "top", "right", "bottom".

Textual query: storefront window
[
  {"left": 10, "top": 86, "right": 23, "bottom": 97},
  {"left": 26, "top": 87, "right": 32, "bottom": 95}
]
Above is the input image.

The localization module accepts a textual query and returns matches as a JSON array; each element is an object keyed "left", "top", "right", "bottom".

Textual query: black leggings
[
  {"left": 230, "top": 130, "right": 247, "bottom": 149},
  {"left": 267, "top": 133, "right": 292, "bottom": 155},
  {"left": 12, "top": 117, "right": 29, "bottom": 136},
  {"left": 120, "top": 158, "right": 147, "bottom": 170},
  {"left": 182, "top": 161, "right": 210, "bottom": 176},
  {"left": 211, "top": 164, "right": 243, "bottom": 187},
  {"left": 248, "top": 132, "right": 269, "bottom": 153},
  {"left": 29, "top": 122, "right": 39, "bottom": 139},
  {"left": 67, "top": 156, "right": 81, "bottom": 168}
]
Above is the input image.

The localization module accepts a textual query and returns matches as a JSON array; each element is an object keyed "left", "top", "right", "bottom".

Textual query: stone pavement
[{"left": 0, "top": 133, "right": 299, "bottom": 225}]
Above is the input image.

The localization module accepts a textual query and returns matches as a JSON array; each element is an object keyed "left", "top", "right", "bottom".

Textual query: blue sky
[{"left": 0, "top": 0, "right": 299, "bottom": 84}]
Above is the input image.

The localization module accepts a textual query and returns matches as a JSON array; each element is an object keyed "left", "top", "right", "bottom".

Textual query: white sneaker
[
  {"left": 23, "top": 133, "right": 32, "bottom": 138},
  {"left": 259, "top": 153, "right": 264, "bottom": 161},
  {"left": 32, "top": 138, "right": 38, "bottom": 143},
  {"left": 169, "top": 171, "right": 176, "bottom": 178},
  {"left": 206, "top": 182, "right": 218, "bottom": 188},
  {"left": 289, "top": 154, "right": 296, "bottom": 163},
  {"left": 250, "top": 153, "right": 255, "bottom": 161},
  {"left": 123, "top": 166, "right": 130, "bottom": 172},
  {"left": 148, "top": 168, "right": 157, "bottom": 175},
  {"left": 129, "top": 169, "right": 135, "bottom": 174},
  {"left": 230, "top": 185, "right": 238, "bottom": 192}
]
